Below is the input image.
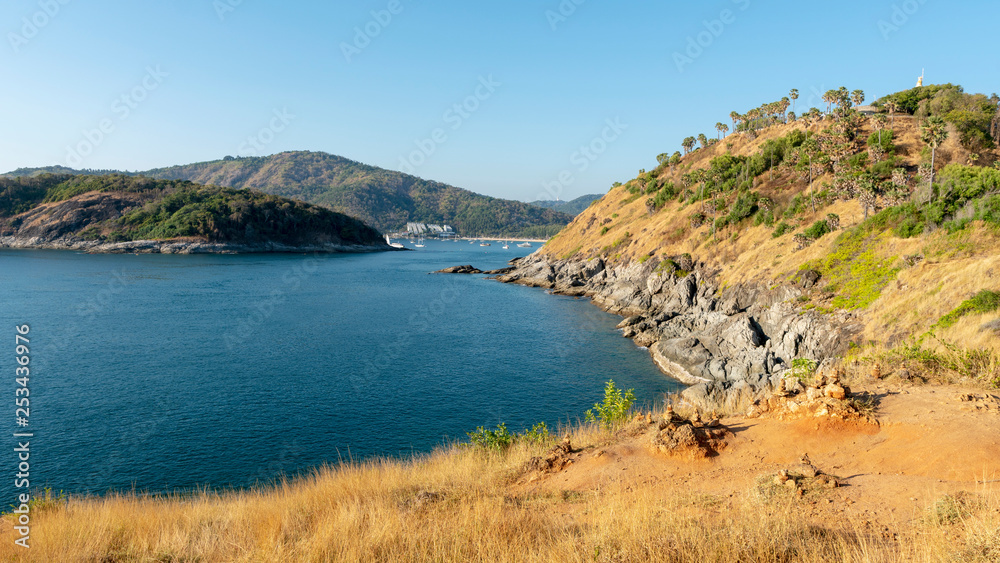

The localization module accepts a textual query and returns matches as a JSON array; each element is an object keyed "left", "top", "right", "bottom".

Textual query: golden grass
[{"left": 4, "top": 421, "right": 999, "bottom": 562}]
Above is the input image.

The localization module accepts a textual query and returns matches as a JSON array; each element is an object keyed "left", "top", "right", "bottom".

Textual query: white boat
[
  {"left": 414, "top": 238, "right": 425, "bottom": 248},
  {"left": 502, "top": 243, "right": 509, "bottom": 249},
  {"left": 480, "top": 242, "right": 491, "bottom": 247},
  {"left": 517, "top": 242, "right": 532, "bottom": 248},
  {"left": 384, "top": 235, "right": 405, "bottom": 249}
]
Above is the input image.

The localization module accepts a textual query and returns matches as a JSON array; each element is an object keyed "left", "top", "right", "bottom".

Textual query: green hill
[
  {"left": 0, "top": 174, "right": 386, "bottom": 250},
  {"left": 4, "top": 152, "right": 573, "bottom": 238},
  {"left": 142, "top": 152, "right": 572, "bottom": 238},
  {"left": 529, "top": 194, "right": 602, "bottom": 216}
]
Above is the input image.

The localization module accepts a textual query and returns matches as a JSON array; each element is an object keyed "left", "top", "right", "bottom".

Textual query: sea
[{"left": 0, "top": 239, "right": 681, "bottom": 499}]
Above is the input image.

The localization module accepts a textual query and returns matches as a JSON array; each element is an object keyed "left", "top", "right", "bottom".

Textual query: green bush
[
  {"left": 467, "top": 423, "right": 514, "bottom": 453},
  {"left": 866, "top": 129, "right": 895, "bottom": 154},
  {"left": 467, "top": 421, "right": 553, "bottom": 454},
  {"left": 802, "top": 220, "right": 832, "bottom": 240},
  {"left": 786, "top": 358, "right": 817, "bottom": 383},
  {"left": 935, "top": 290, "right": 1000, "bottom": 329},
  {"left": 772, "top": 222, "right": 794, "bottom": 238},
  {"left": 585, "top": 380, "right": 636, "bottom": 430}
]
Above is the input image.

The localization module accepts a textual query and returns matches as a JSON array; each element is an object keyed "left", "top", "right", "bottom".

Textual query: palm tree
[
  {"left": 697, "top": 133, "right": 709, "bottom": 149},
  {"left": 920, "top": 116, "right": 949, "bottom": 191},
  {"left": 870, "top": 113, "right": 888, "bottom": 147},
  {"left": 991, "top": 108, "right": 1000, "bottom": 147},
  {"left": 851, "top": 89, "right": 865, "bottom": 108},
  {"left": 730, "top": 111, "right": 740, "bottom": 132},
  {"left": 716, "top": 122, "right": 729, "bottom": 139},
  {"left": 886, "top": 100, "right": 899, "bottom": 127},
  {"left": 789, "top": 89, "right": 799, "bottom": 115},
  {"left": 682, "top": 136, "right": 696, "bottom": 155},
  {"left": 823, "top": 90, "right": 837, "bottom": 115},
  {"left": 837, "top": 87, "right": 850, "bottom": 108}
]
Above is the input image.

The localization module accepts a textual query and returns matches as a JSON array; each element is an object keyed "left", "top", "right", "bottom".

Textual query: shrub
[
  {"left": 585, "top": 380, "right": 636, "bottom": 430},
  {"left": 772, "top": 222, "right": 794, "bottom": 238},
  {"left": 802, "top": 220, "right": 832, "bottom": 240},
  {"left": 467, "top": 423, "right": 514, "bottom": 453},
  {"left": 467, "top": 421, "right": 553, "bottom": 453},
  {"left": 935, "top": 290, "right": 1000, "bottom": 329},
  {"left": 787, "top": 358, "right": 817, "bottom": 383}
]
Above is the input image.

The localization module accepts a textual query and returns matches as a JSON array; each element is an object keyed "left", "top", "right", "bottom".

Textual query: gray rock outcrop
[{"left": 493, "top": 253, "right": 862, "bottom": 409}]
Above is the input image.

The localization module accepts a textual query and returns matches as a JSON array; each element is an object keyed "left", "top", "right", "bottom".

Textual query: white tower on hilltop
[{"left": 916, "top": 69, "right": 925, "bottom": 87}]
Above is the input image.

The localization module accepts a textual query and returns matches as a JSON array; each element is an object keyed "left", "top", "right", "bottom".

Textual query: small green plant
[
  {"left": 772, "top": 222, "right": 794, "bottom": 238},
  {"left": 520, "top": 422, "right": 552, "bottom": 446},
  {"left": 802, "top": 220, "right": 832, "bottom": 240},
  {"left": 467, "top": 423, "right": 514, "bottom": 453},
  {"left": 787, "top": 358, "right": 817, "bottom": 383},
  {"left": 600, "top": 226, "right": 610, "bottom": 236},
  {"left": 585, "top": 379, "right": 636, "bottom": 430},
  {"left": 928, "top": 492, "right": 982, "bottom": 525},
  {"left": 467, "top": 421, "right": 553, "bottom": 453},
  {"left": 4, "top": 488, "right": 67, "bottom": 516}
]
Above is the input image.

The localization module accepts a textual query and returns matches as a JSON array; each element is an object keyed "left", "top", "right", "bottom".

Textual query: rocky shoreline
[
  {"left": 449, "top": 252, "right": 863, "bottom": 409},
  {"left": 0, "top": 236, "right": 403, "bottom": 254}
]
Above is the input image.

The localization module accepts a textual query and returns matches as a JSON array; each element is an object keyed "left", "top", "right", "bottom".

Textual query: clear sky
[{"left": 2, "top": 0, "right": 997, "bottom": 202}]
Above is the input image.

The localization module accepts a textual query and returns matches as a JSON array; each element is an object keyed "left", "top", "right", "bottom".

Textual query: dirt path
[{"left": 517, "top": 382, "right": 1000, "bottom": 530}]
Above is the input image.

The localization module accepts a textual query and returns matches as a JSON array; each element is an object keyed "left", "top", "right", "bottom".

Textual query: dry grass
[{"left": 4, "top": 422, "right": 999, "bottom": 562}]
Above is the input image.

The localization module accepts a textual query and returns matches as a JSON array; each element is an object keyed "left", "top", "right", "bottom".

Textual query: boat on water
[
  {"left": 414, "top": 238, "right": 426, "bottom": 248},
  {"left": 517, "top": 242, "right": 532, "bottom": 248},
  {"left": 502, "top": 242, "right": 510, "bottom": 249},
  {"left": 384, "top": 235, "right": 405, "bottom": 249},
  {"left": 480, "top": 242, "right": 491, "bottom": 247}
]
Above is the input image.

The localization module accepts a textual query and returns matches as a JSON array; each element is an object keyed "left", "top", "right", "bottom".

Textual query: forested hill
[
  {"left": 529, "top": 194, "right": 603, "bottom": 216},
  {"left": 139, "top": 152, "right": 572, "bottom": 238},
  {"left": 0, "top": 174, "right": 387, "bottom": 249}
]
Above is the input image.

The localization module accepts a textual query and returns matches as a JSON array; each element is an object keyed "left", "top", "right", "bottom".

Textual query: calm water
[{"left": 0, "top": 240, "right": 680, "bottom": 498}]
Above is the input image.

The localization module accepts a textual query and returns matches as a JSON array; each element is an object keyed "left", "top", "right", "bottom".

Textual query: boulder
[{"left": 435, "top": 265, "right": 483, "bottom": 274}]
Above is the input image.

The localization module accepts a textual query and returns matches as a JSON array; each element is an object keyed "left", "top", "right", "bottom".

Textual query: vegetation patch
[
  {"left": 810, "top": 227, "right": 900, "bottom": 310},
  {"left": 935, "top": 290, "right": 1000, "bottom": 329},
  {"left": 584, "top": 380, "right": 635, "bottom": 430}
]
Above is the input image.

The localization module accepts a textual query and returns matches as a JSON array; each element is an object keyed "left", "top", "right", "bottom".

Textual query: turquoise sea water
[{"left": 0, "top": 240, "right": 681, "bottom": 498}]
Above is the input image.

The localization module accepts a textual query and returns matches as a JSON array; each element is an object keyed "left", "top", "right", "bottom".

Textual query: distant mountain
[
  {"left": 4, "top": 152, "right": 572, "bottom": 238},
  {"left": 529, "top": 194, "right": 602, "bottom": 216},
  {"left": 0, "top": 174, "right": 388, "bottom": 253}
]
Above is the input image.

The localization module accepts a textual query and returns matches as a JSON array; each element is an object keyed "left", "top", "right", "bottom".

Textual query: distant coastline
[{"left": 0, "top": 236, "right": 402, "bottom": 254}]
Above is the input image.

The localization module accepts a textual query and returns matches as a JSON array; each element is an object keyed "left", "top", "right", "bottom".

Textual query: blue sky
[{"left": 2, "top": 0, "right": 997, "bottom": 202}]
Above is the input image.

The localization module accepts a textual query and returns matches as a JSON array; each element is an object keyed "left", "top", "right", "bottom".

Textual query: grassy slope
[
  {"left": 0, "top": 174, "right": 385, "bottom": 246},
  {"left": 141, "top": 151, "right": 573, "bottom": 237},
  {"left": 543, "top": 114, "right": 1000, "bottom": 361},
  {"left": 4, "top": 401, "right": 997, "bottom": 561}
]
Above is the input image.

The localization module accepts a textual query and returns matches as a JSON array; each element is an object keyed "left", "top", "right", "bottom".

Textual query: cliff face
[
  {"left": 491, "top": 101, "right": 1000, "bottom": 404},
  {"left": 496, "top": 253, "right": 862, "bottom": 408}
]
